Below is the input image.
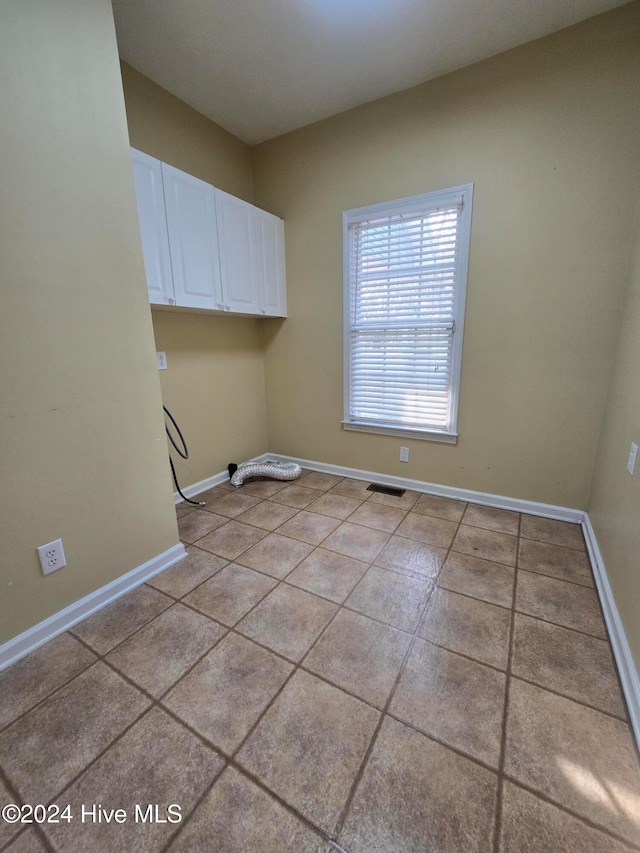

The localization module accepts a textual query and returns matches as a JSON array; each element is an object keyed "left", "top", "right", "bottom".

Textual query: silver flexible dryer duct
[{"left": 229, "top": 460, "right": 302, "bottom": 488}]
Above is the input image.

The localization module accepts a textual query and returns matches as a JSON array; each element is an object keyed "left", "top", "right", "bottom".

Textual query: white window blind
[{"left": 344, "top": 186, "right": 472, "bottom": 440}]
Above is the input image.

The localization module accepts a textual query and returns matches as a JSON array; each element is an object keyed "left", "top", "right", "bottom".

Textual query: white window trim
[{"left": 342, "top": 184, "right": 473, "bottom": 443}]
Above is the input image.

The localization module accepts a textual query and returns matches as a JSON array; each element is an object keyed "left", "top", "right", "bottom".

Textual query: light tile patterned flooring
[{"left": 1, "top": 471, "right": 640, "bottom": 851}]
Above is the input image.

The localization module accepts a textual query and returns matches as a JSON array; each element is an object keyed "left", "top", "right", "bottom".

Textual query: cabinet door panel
[
  {"left": 131, "top": 149, "right": 174, "bottom": 306},
  {"left": 162, "top": 163, "right": 223, "bottom": 310},
  {"left": 215, "top": 189, "right": 261, "bottom": 314},
  {"left": 256, "top": 209, "right": 287, "bottom": 317}
]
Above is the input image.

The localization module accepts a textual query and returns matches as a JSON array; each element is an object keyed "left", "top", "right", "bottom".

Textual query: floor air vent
[{"left": 366, "top": 483, "right": 406, "bottom": 497}]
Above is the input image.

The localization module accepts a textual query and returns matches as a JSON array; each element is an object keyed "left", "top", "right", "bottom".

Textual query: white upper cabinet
[
  {"left": 130, "top": 148, "right": 286, "bottom": 317},
  {"left": 161, "top": 163, "right": 223, "bottom": 311},
  {"left": 131, "top": 148, "right": 173, "bottom": 306},
  {"left": 215, "top": 189, "right": 261, "bottom": 314},
  {"left": 255, "top": 207, "right": 287, "bottom": 317}
]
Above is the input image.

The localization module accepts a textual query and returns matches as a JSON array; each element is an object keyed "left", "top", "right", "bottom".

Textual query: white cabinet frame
[{"left": 131, "top": 148, "right": 287, "bottom": 318}]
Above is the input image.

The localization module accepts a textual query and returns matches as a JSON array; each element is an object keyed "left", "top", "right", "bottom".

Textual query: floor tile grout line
[
  {"left": 145, "top": 554, "right": 230, "bottom": 600},
  {"left": 516, "top": 566, "right": 597, "bottom": 590},
  {"left": 0, "top": 651, "right": 99, "bottom": 739},
  {"left": 114, "top": 626, "right": 231, "bottom": 706},
  {"left": 256, "top": 593, "right": 412, "bottom": 639},
  {"left": 330, "top": 509, "right": 468, "bottom": 844},
  {"left": 0, "top": 763, "right": 32, "bottom": 853},
  {"left": 511, "top": 606, "right": 610, "bottom": 641},
  {"left": 0, "top": 651, "right": 112, "bottom": 740},
  {"left": 266, "top": 504, "right": 394, "bottom": 554},
  {"left": 434, "top": 582, "right": 515, "bottom": 612},
  {"left": 491, "top": 510, "right": 521, "bottom": 853},
  {"left": 240, "top": 502, "right": 393, "bottom": 580},
  {"left": 381, "top": 711, "right": 501, "bottom": 776},
  {"left": 413, "top": 635, "right": 511, "bottom": 675},
  {"left": 440, "top": 565, "right": 602, "bottom": 608},
  {"left": 2, "top": 696, "right": 154, "bottom": 833},
  {"left": 499, "top": 673, "right": 628, "bottom": 724},
  {"left": 68, "top": 588, "right": 176, "bottom": 657},
  {"left": 33, "top": 824, "right": 57, "bottom": 853},
  {"left": 500, "top": 774, "right": 640, "bottom": 852},
  {"left": 69, "top": 609, "right": 174, "bottom": 666},
  {"left": 181, "top": 738, "right": 333, "bottom": 845},
  {"left": 228, "top": 622, "right": 323, "bottom": 669},
  {"left": 445, "top": 548, "right": 518, "bottom": 566},
  {"left": 153, "top": 759, "right": 227, "bottom": 853},
  {"left": 228, "top": 597, "right": 349, "bottom": 762},
  {"left": 274, "top": 548, "right": 368, "bottom": 588},
  {"left": 176, "top": 578, "right": 283, "bottom": 642},
  {"left": 518, "top": 533, "right": 588, "bottom": 554},
  {"left": 362, "top": 558, "right": 443, "bottom": 584},
  {"left": 238, "top": 556, "right": 421, "bottom": 611},
  {"left": 0, "top": 829, "right": 26, "bottom": 853},
  {"left": 195, "top": 504, "right": 337, "bottom": 553}
]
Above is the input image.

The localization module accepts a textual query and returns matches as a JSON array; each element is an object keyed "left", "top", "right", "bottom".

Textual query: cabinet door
[
  {"left": 255, "top": 208, "right": 287, "bottom": 317},
  {"left": 130, "top": 148, "right": 174, "bottom": 306},
  {"left": 162, "top": 163, "right": 223, "bottom": 311},
  {"left": 215, "top": 189, "right": 261, "bottom": 315}
]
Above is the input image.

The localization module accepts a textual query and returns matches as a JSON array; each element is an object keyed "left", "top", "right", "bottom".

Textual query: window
[{"left": 343, "top": 184, "right": 473, "bottom": 443}]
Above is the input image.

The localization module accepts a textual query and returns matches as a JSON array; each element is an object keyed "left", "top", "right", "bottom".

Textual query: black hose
[{"left": 164, "top": 405, "right": 205, "bottom": 507}]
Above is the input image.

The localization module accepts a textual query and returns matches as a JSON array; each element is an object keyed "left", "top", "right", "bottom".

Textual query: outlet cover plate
[
  {"left": 157, "top": 351, "right": 168, "bottom": 370},
  {"left": 37, "top": 538, "right": 67, "bottom": 575},
  {"left": 628, "top": 442, "right": 638, "bottom": 476}
]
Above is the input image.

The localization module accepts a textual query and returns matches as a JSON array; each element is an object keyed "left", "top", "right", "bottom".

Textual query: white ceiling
[{"left": 112, "top": 0, "right": 627, "bottom": 145}]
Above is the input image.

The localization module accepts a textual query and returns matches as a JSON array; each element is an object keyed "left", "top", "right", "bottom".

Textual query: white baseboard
[
  {"left": 173, "top": 469, "right": 231, "bottom": 504},
  {"left": 267, "top": 453, "right": 586, "bottom": 523},
  {"left": 173, "top": 453, "right": 272, "bottom": 503},
  {"left": 0, "top": 543, "right": 187, "bottom": 672},
  {"left": 582, "top": 515, "right": 640, "bottom": 747}
]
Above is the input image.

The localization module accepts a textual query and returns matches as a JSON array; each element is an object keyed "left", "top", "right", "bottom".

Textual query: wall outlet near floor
[
  {"left": 399, "top": 446, "right": 409, "bottom": 463},
  {"left": 37, "top": 538, "right": 67, "bottom": 576},
  {"left": 156, "top": 351, "right": 168, "bottom": 370},
  {"left": 627, "top": 442, "right": 638, "bottom": 476}
]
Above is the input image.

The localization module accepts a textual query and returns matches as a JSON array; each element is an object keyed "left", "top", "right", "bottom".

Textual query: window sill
[{"left": 342, "top": 420, "right": 458, "bottom": 444}]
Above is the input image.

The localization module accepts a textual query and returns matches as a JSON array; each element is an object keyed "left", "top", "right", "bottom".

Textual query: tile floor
[{"left": 1, "top": 471, "right": 640, "bottom": 852}]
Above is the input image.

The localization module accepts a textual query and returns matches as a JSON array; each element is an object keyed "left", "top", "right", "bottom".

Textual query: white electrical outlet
[
  {"left": 628, "top": 442, "right": 638, "bottom": 476},
  {"left": 400, "top": 446, "right": 409, "bottom": 463},
  {"left": 157, "top": 351, "right": 168, "bottom": 370},
  {"left": 37, "top": 538, "right": 67, "bottom": 576}
]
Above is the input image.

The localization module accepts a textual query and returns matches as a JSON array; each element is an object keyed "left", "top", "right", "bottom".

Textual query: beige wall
[
  {"left": 0, "top": 0, "right": 178, "bottom": 643},
  {"left": 121, "top": 62, "right": 254, "bottom": 203},
  {"left": 121, "top": 63, "right": 268, "bottom": 486},
  {"left": 253, "top": 3, "right": 640, "bottom": 509},
  {"left": 589, "top": 207, "right": 640, "bottom": 670}
]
